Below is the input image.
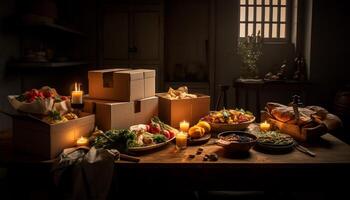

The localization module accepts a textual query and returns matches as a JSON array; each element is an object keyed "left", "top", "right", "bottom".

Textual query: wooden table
[{"left": 1, "top": 131, "right": 350, "bottom": 195}]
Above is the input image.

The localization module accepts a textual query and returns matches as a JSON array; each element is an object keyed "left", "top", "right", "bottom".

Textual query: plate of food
[
  {"left": 187, "top": 121, "right": 212, "bottom": 145},
  {"left": 255, "top": 131, "right": 295, "bottom": 153},
  {"left": 201, "top": 108, "right": 255, "bottom": 132},
  {"left": 93, "top": 117, "right": 178, "bottom": 152}
]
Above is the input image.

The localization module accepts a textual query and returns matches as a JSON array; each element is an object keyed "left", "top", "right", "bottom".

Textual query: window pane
[
  {"left": 280, "top": 7, "right": 286, "bottom": 22},
  {"left": 265, "top": 7, "right": 270, "bottom": 21},
  {"left": 240, "top": 23, "right": 246, "bottom": 37},
  {"left": 272, "top": 23, "right": 278, "bottom": 38},
  {"left": 264, "top": 0, "right": 270, "bottom": 5},
  {"left": 280, "top": 23, "right": 286, "bottom": 38},
  {"left": 240, "top": 6, "right": 246, "bottom": 21},
  {"left": 248, "top": 7, "right": 254, "bottom": 21},
  {"left": 272, "top": 0, "right": 278, "bottom": 5},
  {"left": 256, "top": 23, "right": 262, "bottom": 35},
  {"left": 264, "top": 23, "right": 270, "bottom": 38},
  {"left": 281, "top": 0, "right": 286, "bottom": 5},
  {"left": 248, "top": 0, "right": 254, "bottom": 5},
  {"left": 257, "top": 0, "right": 262, "bottom": 5},
  {"left": 248, "top": 23, "right": 254, "bottom": 35},
  {"left": 256, "top": 7, "right": 262, "bottom": 21},
  {"left": 240, "top": 0, "right": 246, "bottom": 5},
  {"left": 272, "top": 7, "right": 278, "bottom": 22}
]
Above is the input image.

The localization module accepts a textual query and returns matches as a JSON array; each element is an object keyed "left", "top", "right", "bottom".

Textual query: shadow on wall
[{"left": 0, "top": 0, "right": 21, "bottom": 132}]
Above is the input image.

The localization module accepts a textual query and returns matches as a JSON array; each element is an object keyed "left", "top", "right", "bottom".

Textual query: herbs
[
  {"left": 93, "top": 129, "right": 136, "bottom": 151},
  {"left": 237, "top": 31, "right": 263, "bottom": 79},
  {"left": 257, "top": 131, "right": 294, "bottom": 146},
  {"left": 153, "top": 134, "right": 167, "bottom": 143}
]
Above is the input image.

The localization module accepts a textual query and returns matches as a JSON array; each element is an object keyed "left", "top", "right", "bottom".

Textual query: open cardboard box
[
  {"left": 84, "top": 96, "right": 158, "bottom": 131},
  {"left": 12, "top": 112, "right": 95, "bottom": 160},
  {"left": 88, "top": 68, "right": 155, "bottom": 101},
  {"left": 156, "top": 93, "right": 210, "bottom": 127}
]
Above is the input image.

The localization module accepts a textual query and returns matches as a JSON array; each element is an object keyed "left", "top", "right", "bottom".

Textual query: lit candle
[
  {"left": 260, "top": 121, "right": 271, "bottom": 132},
  {"left": 176, "top": 131, "right": 187, "bottom": 150},
  {"left": 76, "top": 136, "right": 89, "bottom": 146},
  {"left": 179, "top": 121, "right": 190, "bottom": 132},
  {"left": 72, "top": 82, "right": 83, "bottom": 104}
]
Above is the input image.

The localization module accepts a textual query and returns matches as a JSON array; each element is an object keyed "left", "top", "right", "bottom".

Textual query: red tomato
[
  {"left": 145, "top": 125, "right": 150, "bottom": 132},
  {"left": 162, "top": 129, "right": 170, "bottom": 139},
  {"left": 168, "top": 130, "right": 175, "bottom": 139},
  {"left": 43, "top": 90, "right": 52, "bottom": 98},
  {"left": 61, "top": 96, "right": 68, "bottom": 100},
  {"left": 149, "top": 122, "right": 161, "bottom": 133}
]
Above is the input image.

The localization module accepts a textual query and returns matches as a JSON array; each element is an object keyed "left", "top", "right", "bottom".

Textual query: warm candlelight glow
[
  {"left": 260, "top": 121, "right": 271, "bottom": 132},
  {"left": 179, "top": 120, "right": 190, "bottom": 132},
  {"left": 76, "top": 136, "right": 89, "bottom": 146},
  {"left": 71, "top": 82, "right": 83, "bottom": 104},
  {"left": 176, "top": 131, "right": 187, "bottom": 150}
]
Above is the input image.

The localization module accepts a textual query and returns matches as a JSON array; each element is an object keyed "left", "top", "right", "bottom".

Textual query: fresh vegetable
[
  {"left": 15, "top": 86, "right": 68, "bottom": 103},
  {"left": 153, "top": 134, "right": 167, "bottom": 143},
  {"left": 93, "top": 129, "right": 136, "bottom": 151}
]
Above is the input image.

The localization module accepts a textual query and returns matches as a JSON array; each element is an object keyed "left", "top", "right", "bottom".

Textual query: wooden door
[
  {"left": 103, "top": 8, "right": 130, "bottom": 65},
  {"left": 131, "top": 11, "right": 161, "bottom": 63}
]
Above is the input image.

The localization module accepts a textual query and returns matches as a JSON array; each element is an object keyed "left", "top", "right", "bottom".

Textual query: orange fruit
[
  {"left": 188, "top": 126, "right": 205, "bottom": 139},
  {"left": 196, "top": 121, "right": 211, "bottom": 133}
]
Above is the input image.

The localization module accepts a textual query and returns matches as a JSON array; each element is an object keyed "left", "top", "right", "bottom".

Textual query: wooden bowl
[
  {"left": 217, "top": 131, "right": 257, "bottom": 153},
  {"left": 209, "top": 117, "right": 255, "bottom": 132}
]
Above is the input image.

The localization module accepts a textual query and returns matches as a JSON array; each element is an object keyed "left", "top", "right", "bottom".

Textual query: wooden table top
[
  {"left": 2, "top": 129, "right": 350, "bottom": 190},
  {"left": 117, "top": 133, "right": 350, "bottom": 167}
]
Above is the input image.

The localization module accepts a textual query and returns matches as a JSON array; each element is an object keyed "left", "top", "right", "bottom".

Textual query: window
[{"left": 239, "top": 0, "right": 289, "bottom": 41}]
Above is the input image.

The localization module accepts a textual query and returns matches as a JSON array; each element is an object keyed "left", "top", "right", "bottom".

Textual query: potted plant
[{"left": 237, "top": 31, "right": 263, "bottom": 79}]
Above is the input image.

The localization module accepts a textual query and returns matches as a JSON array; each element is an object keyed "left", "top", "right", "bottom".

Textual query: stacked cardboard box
[{"left": 85, "top": 68, "right": 158, "bottom": 131}]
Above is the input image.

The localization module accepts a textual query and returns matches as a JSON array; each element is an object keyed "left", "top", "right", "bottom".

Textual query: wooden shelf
[
  {"left": 24, "top": 21, "right": 84, "bottom": 36},
  {"left": 8, "top": 61, "right": 88, "bottom": 68}
]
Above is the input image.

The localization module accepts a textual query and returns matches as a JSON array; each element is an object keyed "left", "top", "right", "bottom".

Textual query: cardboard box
[
  {"left": 84, "top": 96, "right": 158, "bottom": 131},
  {"left": 13, "top": 112, "right": 95, "bottom": 160},
  {"left": 132, "top": 69, "right": 156, "bottom": 97},
  {"left": 156, "top": 93, "right": 210, "bottom": 128},
  {"left": 88, "top": 68, "right": 156, "bottom": 101}
]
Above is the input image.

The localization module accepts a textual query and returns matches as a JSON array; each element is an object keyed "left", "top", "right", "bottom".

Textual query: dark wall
[
  {"left": 0, "top": 0, "right": 20, "bottom": 132},
  {"left": 307, "top": 0, "right": 348, "bottom": 108}
]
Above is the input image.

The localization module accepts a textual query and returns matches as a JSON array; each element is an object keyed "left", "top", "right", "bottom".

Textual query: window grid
[{"left": 239, "top": 0, "right": 289, "bottom": 41}]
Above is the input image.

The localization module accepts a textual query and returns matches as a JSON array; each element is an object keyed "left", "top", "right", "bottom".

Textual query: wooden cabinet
[{"left": 100, "top": 1, "right": 164, "bottom": 89}]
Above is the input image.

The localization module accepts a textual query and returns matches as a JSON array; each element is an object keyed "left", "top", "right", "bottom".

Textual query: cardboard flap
[
  {"left": 134, "top": 69, "right": 156, "bottom": 78},
  {"left": 115, "top": 70, "right": 144, "bottom": 81}
]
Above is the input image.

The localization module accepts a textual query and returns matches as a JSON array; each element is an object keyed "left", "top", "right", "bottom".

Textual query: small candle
[
  {"left": 72, "top": 82, "right": 83, "bottom": 104},
  {"left": 179, "top": 120, "right": 190, "bottom": 132},
  {"left": 260, "top": 121, "right": 271, "bottom": 132},
  {"left": 76, "top": 136, "right": 89, "bottom": 146},
  {"left": 176, "top": 131, "right": 187, "bottom": 150}
]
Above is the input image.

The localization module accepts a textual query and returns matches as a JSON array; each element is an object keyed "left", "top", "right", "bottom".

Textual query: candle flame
[{"left": 74, "top": 82, "right": 80, "bottom": 91}]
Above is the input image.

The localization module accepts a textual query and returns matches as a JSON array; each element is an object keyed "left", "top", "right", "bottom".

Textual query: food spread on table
[
  {"left": 4, "top": 68, "right": 344, "bottom": 161},
  {"left": 218, "top": 133, "right": 254, "bottom": 144},
  {"left": 93, "top": 117, "right": 177, "bottom": 151},
  {"left": 256, "top": 131, "right": 294, "bottom": 146},
  {"left": 201, "top": 108, "right": 254, "bottom": 124}
]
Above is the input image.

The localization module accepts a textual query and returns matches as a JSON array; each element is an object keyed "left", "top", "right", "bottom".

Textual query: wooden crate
[{"left": 261, "top": 111, "right": 327, "bottom": 142}]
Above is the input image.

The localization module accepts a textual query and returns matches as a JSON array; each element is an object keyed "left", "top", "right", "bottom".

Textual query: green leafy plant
[{"left": 237, "top": 31, "right": 263, "bottom": 79}]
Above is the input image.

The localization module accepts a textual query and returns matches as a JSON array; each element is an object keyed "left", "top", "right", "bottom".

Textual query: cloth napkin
[{"left": 52, "top": 146, "right": 120, "bottom": 200}]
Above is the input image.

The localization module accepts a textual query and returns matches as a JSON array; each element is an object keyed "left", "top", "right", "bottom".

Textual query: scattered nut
[
  {"left": 208, "top": 153, "right": 218, "bottom": 161},
  {"left": 188, "top": 154, "right": 195, "bottom": 159}
]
